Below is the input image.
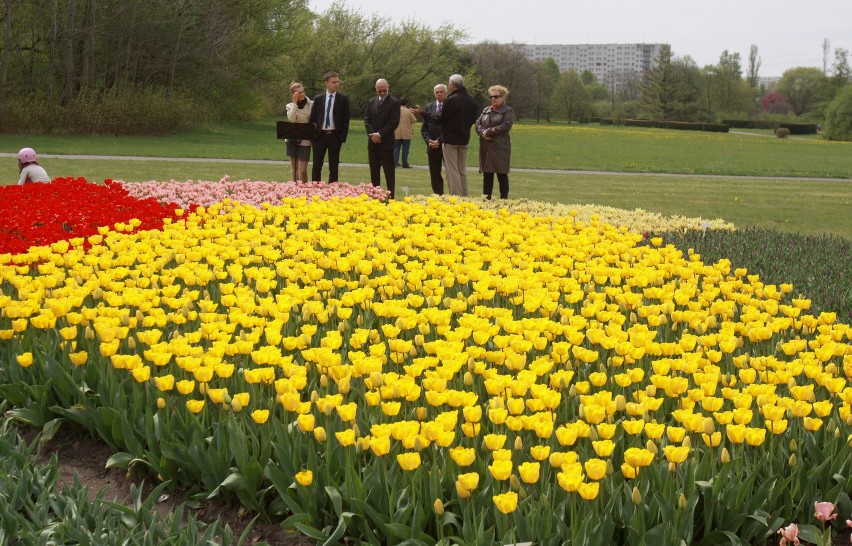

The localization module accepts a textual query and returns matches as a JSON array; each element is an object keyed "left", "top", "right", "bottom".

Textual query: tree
[
  {"left": 536, "top": 57, "right": 560, "bottom": 122},
  {"left": 747, "top": 44, "right": 761, "bottom": 88},
  {"left": 832, "top": 48, "right": 851, "bottom": 81},
  {"left": 701, "top": 50, "right": 753, "bottom": 116},
  {"left": 464, "top": 42, "right": 540, "bottom": 118},
  {"left": 823, "top": 84, "right": 852, "bottom": 141},
  {"left": 550, "top": 70, "right": 590, "bottom": 122},
  {"left": 775, "top": 67, "right": 830, "bottom": 116},
  {"left": 760, "top": 91, "right": 791, "bottom": 115},
  {"left": 638, "top": 45, "right": 702, "bottom": 120}
]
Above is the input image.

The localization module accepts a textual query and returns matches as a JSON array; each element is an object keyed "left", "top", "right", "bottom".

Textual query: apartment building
[{"left": 514, "top": 43, "right": 665, "bottom": 87}]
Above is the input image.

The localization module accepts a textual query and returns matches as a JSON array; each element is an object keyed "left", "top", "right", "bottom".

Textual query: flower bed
[
  {"left": 116, "top": 176, "right": 390, "bottom": 209},
  {"left": 0, "top": 177, "right": 188, "bottom": 255},
  {"left": 1, "top": 184, "right": 850, "bottom": 545}
]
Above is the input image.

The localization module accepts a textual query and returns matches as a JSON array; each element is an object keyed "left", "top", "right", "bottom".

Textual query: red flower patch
[{"left": 0, "top": 177, "right": 190, "bottom": 255}]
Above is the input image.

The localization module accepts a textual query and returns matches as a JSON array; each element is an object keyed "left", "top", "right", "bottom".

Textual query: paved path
[{"left": 2, "top": 152, "right": 848, "bottom": 183}]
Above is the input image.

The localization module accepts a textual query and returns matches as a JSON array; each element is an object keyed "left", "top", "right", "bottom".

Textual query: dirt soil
[{"left": 22, "top": 426, "right": 314, "bottom": 546}]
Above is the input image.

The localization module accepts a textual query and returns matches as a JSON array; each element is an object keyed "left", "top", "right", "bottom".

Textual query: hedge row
[
  {"left": 600, "top": 118, "right": 729, "bottom": 133},
  {"left": 723, "top": 120, "right": 819, "bottom": 134}
]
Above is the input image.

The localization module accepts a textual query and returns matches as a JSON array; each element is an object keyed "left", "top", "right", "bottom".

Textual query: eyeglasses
[{"left": 490, "top": 95, "right": 502, "bottom": 99}]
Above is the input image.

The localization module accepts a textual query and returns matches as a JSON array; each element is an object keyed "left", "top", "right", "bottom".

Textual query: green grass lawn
[
  {"left": 3, "top": 118, "right": 851, "bottom": 178},
  {"left": 3, "top": 119, "right": 851, "bottom": 239}
]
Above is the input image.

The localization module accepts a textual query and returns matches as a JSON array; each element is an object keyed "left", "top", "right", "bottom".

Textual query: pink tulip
[
  {"left": 777, "top": 523, "right": 800, "bottom": 546},
  {"left": 814, "top": 501, "right": 838, "bottom": 522}
]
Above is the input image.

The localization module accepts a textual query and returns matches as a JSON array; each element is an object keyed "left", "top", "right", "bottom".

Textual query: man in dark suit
[
  {"left": 309, "top": 71, "right": 350, "bottom": 182},
  {"left": 364, "top": 78, "right": 400, "bottom": 199},
  {"left": 416, "top": 83, "right": 448, "bottom": 195}
]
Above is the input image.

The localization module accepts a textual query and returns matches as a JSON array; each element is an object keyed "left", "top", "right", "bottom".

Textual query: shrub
[
  {"left": 0, "top": 88, "right": 210, "bottom": 135},
  {"left": 823, "top": 85, "right": 852, "bottom": 142},
  {"left": 775, "top": 127, "right": 790, "bottom": 138}
]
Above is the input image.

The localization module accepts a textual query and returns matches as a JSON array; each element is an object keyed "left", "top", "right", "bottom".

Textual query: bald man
[{"left": 364, "top": 78, "right": 401, "bottom": 198}]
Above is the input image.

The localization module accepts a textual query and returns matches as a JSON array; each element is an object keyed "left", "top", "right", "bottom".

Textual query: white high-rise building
[{"left": 514, "top": 43, "right": 665, "bottom": 88}]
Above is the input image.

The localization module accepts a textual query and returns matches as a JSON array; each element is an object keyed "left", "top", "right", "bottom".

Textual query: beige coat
[
  {"left": 393, "top": 106, "right": 417, "bottom": 140},
  {"left": 286, "top": 98, "right": 314, "bottom": 146}
]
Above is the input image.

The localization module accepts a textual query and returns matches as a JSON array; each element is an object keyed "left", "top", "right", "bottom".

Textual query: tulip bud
[
  {"left": 669, "top": 462, "right": 678, "bottom": 474},
  {"left": 416, "top": 407, "right": 428, "bottom": 421},
  {"left": 514, "top": 436, "right": 524, "bottom": 451},
  {"left": 788, "top": 453, "right": 797, "bottom": 468},
  {"left": 646, "top": 385, "right": 657, "bottom": 397},
  {"left": 509, "top": 474, "right": 521, "bottom": 491},
  {"left": 632, "top": 486, "right": 642, "bottom": 506},
  {"left": 788, "top": 439, "right": 797, "bottom": 452},
  {"left": 703, "top": 418, "right": 715, "bottom": 436},
  {"left": 464, "top": 372, "right": 474, "bottom": 386},
  {"left": 127, "top": 337, "right": 137, "bottom": 350},
  {"left": 85, "top": 326, "right": 95, "bottom": 340},
  {"left": 606, "top": 459, "right": 614, "bottom": 476},
  {"left": 433, "top": 499, "right": 444, "bottom": 516},
  {"left": 414, "top": 436, "right": 425, "bottom": 451},
  {"left": 156, "top": 397, "right": 166, "bottom": 409},
  {"left": 231, "top": 397, "right": 243, "bottom": 412},
  {"left": 310, "top": 390, "right": 318, "bottom": 403},
  {"left": 720, "top": 448, "right": 730, "bottom": 464},
  {"left": 615, "top": 394, "right": 626, "bottom": 413},
  {"left": 678, "top": 493, "right": 687, "bottom": 510},
  {"left": 827, "top": 420, "right": 837, "bottom": 433},
  {"left": 646, "top": 440, "right": 658, "bottom": 455}
]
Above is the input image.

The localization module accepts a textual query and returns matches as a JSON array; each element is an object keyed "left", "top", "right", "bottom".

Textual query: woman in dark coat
[{"left": 475, "top": 85, "right": 514, "bottom": 199}]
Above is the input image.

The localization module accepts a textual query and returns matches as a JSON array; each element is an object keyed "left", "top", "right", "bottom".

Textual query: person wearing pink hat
[{"left": 17, "top": 147, "right": 51, "bottom": 185}]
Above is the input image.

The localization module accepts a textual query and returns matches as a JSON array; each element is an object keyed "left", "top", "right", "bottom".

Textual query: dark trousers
[
  {"left": 427, "top": 146, "right": 444, "bottom": 195},
  {"left": 394, "top": 139, "right": 411, "bottom": 167},
  {"left": 483, "top": 172, "right": 509, "bottom": 199},
  {"left": 312, "top": 133, "right": 343, "bottom": 182},
  {"left": 368, "top": 146, "right": 396, "bottom": 199}
]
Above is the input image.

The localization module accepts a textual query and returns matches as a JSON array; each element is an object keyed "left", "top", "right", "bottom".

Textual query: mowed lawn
[{"left": 2, "top": 119, "right": 851, "bottom": 238}]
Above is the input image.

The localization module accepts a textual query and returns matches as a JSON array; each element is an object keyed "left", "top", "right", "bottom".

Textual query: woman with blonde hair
[
  {"left": 285, "top": 82, "right": 313, "bottom": 182},
  {"left": 475, "top": 85, "right": 514, "bottom": 199}
]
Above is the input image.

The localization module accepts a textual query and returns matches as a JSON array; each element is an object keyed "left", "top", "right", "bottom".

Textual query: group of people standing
[{"left": 284, "top": 72, "right": 514, "bottom": 200}]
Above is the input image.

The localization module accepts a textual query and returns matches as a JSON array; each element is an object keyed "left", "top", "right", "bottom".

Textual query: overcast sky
[{"left": 307, "top": 0, "right": 850, "bottom": 77}]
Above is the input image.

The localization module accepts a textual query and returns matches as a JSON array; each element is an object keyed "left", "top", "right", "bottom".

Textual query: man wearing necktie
[
  {"left": 309, "top": 71, "right": 350, "bottom": 182},
  {"left": 414, "top": 83, "right": 448, "bottom": 195},
  {"left": 364, "top": 78, "right": 400, "bottom": 199}
]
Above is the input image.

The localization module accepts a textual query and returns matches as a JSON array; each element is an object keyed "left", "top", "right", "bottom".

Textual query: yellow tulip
[
  {"left": 131, "top": 366, "right": 151, "bottom": 383},
  {"left": 530, "top": 444, "right": 551, "bottom": 461},
  {"left": 297, "top": 414, "right": 315, "bottom": 432},
  {"left": 592, "top": 439, "right": 615, "bottom": 457},
  {"left": 577, "top": 481, "right": 600, "bottom": 501},
  {"left": 492, "top": 491, "right": 518, "bottom": 514},
  {"left": 557, "top": 469, "right": 583, "bottom": 492},
  {"left": 584, "top": 458, "right": 607, "bottom": 481},
  {"left": 744, "top": 427, "right": 766, "bottom": 446},
  {"left": 483, "top": 433, "right": 507, "bottom": 451},
  {"left": 251, "top": 409, "right": 270, "bottom": 425},
  {"left": 176, "top": 380, "right": 195, "bottom": 395},
  {"left": 624, "top": 447, "right": 654, "bottom": 468},
  {"left": 663, "top": 445, "right": 690, "bottom": 464},
  {"left": 295, "top": 470, "right": 313, "bottom": 486},
  {"left": 449, "top": 446, "right": 476, "bottom": 467},
  {"left": 488, "top": 459, "right": 513, "bottom": 481},
  {"left": 518, "top": 461, "right": 541, "bottom": 484},
  {"left": 397, "top": 452, "right": 421, "bottom": 471},
  {"left": 186, "top": 399, "right": 205, "bottom": 414},
  {"left": 621, "top": 462, "right": 639, "bottom": 479},
  {"left": 463, "top": 405, "right": 482, "bottom": 423},
  {"left": 16, "top": 352, "right": 34, "bottom": 368},
  {"left": 457, "top": 472, "right": 480, "bottom": 492}
]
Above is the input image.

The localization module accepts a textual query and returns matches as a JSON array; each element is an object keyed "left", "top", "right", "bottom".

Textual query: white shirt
[{"left": 18, "top": 164, "right": 51, "bottom": 185}]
